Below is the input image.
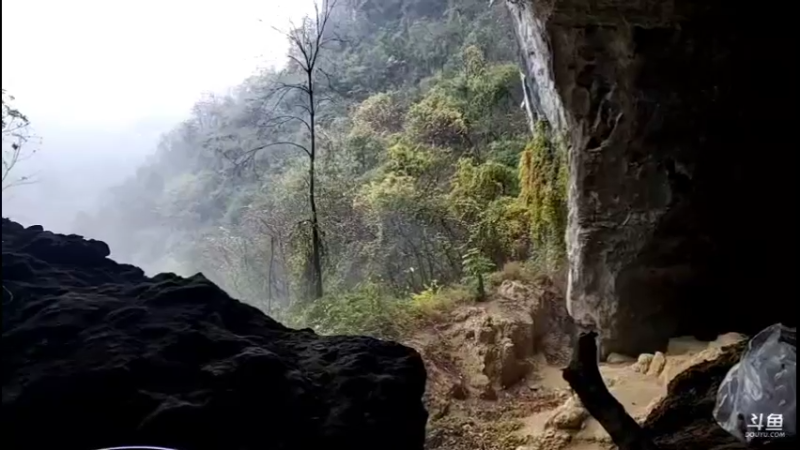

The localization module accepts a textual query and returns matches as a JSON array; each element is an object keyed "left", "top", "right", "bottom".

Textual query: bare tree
[
  {"left": 291, "top": 1, "right": 340, "bottom": 300},
  {"left": 214, "top": 1, "right": 340, "bottom": 300},
  {"left": 2, "top": 89, "right": 36, "bottom": 193},
  {"left": 246, "top": 1, "right": 339, "bottom": 300}
]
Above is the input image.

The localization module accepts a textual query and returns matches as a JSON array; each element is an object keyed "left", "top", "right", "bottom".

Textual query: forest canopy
[{"left": 75, "top": 0, "right": 568, "bottom": 337}]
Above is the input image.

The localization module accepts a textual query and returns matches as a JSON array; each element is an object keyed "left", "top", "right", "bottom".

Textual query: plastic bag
[{"left": 713, "top": 323, "right": 796, "bottom": 445}]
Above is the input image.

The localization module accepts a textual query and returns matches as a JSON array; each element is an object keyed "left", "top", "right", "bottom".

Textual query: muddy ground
[{"left": 408, "top": 279, "right": 747, "bottom": 450}]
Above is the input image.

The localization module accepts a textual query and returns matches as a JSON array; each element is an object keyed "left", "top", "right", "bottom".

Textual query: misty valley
[{"left": 2, "top": 1, "right": 796, "bottom": 450}]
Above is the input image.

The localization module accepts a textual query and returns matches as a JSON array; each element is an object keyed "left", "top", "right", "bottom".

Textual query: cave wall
[{"left": 506, "top": 0, "right": 797, "bottom": 356}]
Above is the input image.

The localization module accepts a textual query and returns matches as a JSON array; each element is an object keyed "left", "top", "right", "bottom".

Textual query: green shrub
[
  {"left": 487, "top": 260, "right": 538, "bottom": 287},
  {"left": 287, "top": 283, "right": 412, "bottom": 339},
  {"left": 517, "top": 122, "right": 568, "bottom": 269},
  {"left": 409, "top": 282, "right": 475, "bottom": 323}
]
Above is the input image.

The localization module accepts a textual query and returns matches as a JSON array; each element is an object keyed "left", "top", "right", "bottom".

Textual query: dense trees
[{"left": 78, "top": 0, "right": 568, "bottom": 334}]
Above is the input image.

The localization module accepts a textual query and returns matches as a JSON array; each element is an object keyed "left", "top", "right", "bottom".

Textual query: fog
[
  {"left": 2, "top": 0, "right": 527, "bottom": 314},
  {"left": 1, "top": 0, "right": 312, "bottom": 233}
]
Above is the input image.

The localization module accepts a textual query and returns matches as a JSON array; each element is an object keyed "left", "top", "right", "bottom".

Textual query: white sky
[
  {"left": 2, "top": 0, "right": 313, "bottom": 127},
  {"left": 1, "top": 0, "right": 314, "bottom": 233}
]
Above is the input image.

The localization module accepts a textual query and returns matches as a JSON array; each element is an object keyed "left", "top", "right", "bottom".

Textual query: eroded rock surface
[
  {"left": 642, "top": 340, "right": 749, "bottom": 450},
  {"left": 1, "top": 218, "right": 428, "bottom": 450},
  {"left": 507, "top": 0, "right": 797, "bottom": 356}
]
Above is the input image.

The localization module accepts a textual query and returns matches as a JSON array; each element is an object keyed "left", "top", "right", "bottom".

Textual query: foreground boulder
[{"left": 1, "top": 218, "right": 428, "bottom": 450}]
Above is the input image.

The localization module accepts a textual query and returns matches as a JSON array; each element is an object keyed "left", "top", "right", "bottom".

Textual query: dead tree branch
[
  {"left": 562, "top": 331, "right": 661, "bottom": 450},
  {"left": 2, "top": 89, "right": 37, "bottom": 193}
]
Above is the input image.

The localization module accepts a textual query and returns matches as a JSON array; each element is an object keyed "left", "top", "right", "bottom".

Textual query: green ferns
[{"left": 462, "top": 247, "right": 494, "bottom": 300}]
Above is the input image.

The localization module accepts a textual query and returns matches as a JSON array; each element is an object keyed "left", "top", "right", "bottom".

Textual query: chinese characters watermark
[{"left": 746, "top": 413, "right": 786, "bottom": 440}]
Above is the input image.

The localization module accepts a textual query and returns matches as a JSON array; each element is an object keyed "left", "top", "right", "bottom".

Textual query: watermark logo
[{"left": 746, "top": 413, "right": 786, "bottom": 440}]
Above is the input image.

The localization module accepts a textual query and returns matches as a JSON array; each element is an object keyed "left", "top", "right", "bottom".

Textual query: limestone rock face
[
  {"left": 506, "top": 0, "right": 797, "bottom": 356},
  {"left": 1, "top": 218, "right": 428, "bottom": 450}
]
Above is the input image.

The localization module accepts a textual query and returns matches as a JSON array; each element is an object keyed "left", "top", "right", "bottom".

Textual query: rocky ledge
[
  {"left": 1, "top": 218, "right": 428, "bottom": 450},
  {"left": 643, "top": 338, "right": 795, "bottom": 450}
]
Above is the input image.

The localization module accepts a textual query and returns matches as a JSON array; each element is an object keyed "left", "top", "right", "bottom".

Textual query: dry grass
[
  {"left": 488, "top": 261, "right": 539, "bottom": 287},
  {"left": 426, "top": 413, "right": 529, "bottom": 450},
  {"left": 408, "top": 284, "right": 477, "bottom": 326},
  {"left": 399, "top": 259, "right": 567, "bottom": 333}
]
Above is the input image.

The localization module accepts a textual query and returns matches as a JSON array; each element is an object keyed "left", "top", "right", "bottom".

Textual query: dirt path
[
  {"left": 515, "top": 334, "right": 746, "bottom": 450},
  {"left": 409, "top": 279, "right": 747, "bottom": 450}
]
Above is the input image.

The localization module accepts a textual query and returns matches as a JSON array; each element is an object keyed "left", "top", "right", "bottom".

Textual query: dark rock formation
[
  {"left": 566, "top": 331, "right": 795, "bottom": 450},
  {"left": 1, "top": 218, "right": 428, "bottom": 450},
  {"left": 643, "top": 335, "right": 795, "bottom": 450},
  {"left": 642, "top": 340, "right": 752, "bottom": 450},
  {"left": 507, "top": 0, "right": 798, "bottom": 356}
]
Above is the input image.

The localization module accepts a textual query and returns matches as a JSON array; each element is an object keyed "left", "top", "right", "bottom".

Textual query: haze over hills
[
  {"left": 1, "top": 0, "right": 310, "bottom": 237},
  {"left": 2, "top": 1, "right": 795, "bottom": 449}
]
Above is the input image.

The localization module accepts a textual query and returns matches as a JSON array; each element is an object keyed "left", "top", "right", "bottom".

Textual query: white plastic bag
[{"left": 713, "top": 323, "right": 796, "bottom": 445}]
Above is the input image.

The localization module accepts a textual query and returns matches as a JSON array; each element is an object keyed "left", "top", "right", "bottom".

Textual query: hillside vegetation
[{"left": 75, "top": 0, "right": 569, "bottom": 337}]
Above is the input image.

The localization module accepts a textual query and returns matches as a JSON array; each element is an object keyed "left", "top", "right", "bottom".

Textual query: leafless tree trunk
[
  {"left": 283, "top": 0, "right": 339, "bottom": 300},
  {"left": 231, "top": 0, "right": 339, "bottom": 300},
  {"left": 267, "top": 235, "right": 276, "bottom": 314}
]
